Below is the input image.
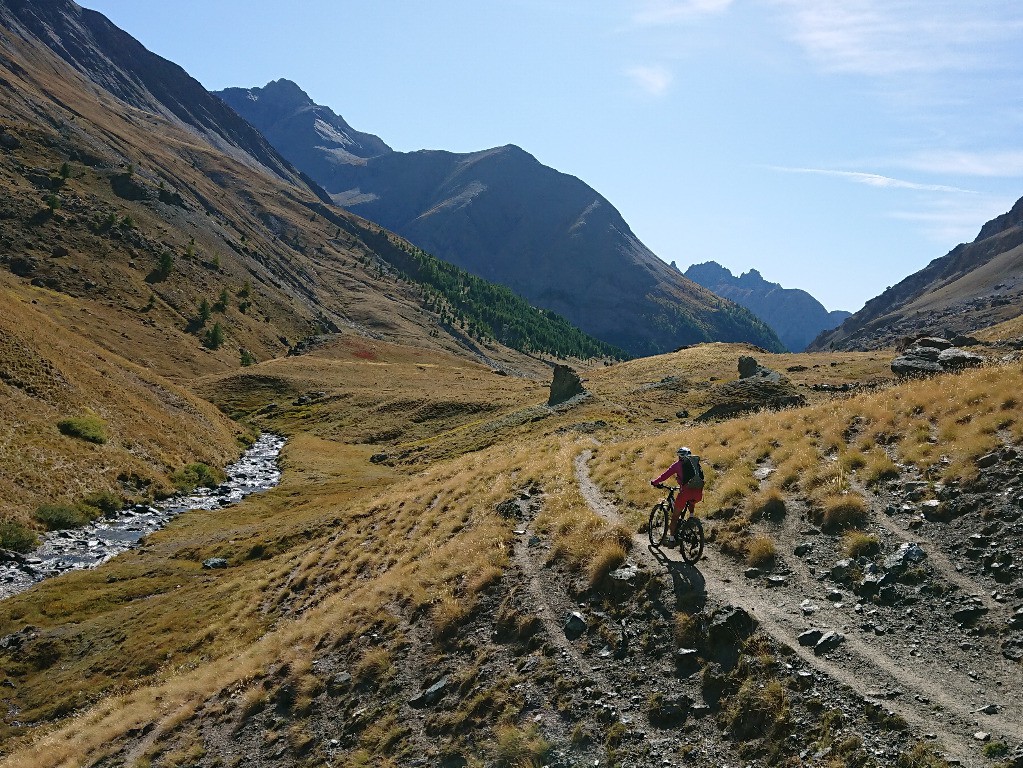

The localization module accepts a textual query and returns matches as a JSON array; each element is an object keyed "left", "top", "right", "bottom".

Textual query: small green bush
[
  {"left": 57, "top": 415, "right": 107, "bottom": 444},
  {"left": 80, "top": 490, "right": 124, "bottom": 517},
  {"left": 983, "top": 742, "right": 1009, "bottom": 758},
  {"left": 0, "top": 520, "right": 38, "bottom": 552},
  {"left": 171, "top": 462, "right": 225, "bottom": 492},
  {"left": 34, "top": 504, "right": 88, "bottom": 531}
]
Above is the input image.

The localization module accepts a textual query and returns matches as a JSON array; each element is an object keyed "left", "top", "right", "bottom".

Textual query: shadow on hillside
[{"left": 647, "top": 544, "right": 706, "bottom": 613}]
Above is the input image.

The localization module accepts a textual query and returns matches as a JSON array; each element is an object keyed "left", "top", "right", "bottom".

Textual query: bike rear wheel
[
  {"left": 678, "top": 517, "right": 704, "bottom": 564},
  {"left": 648, "top": 502, "right": 669, "bottom": 547}
]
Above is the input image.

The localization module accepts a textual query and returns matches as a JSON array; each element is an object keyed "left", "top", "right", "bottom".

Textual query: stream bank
[{"left": 0, "top": 433, "right": 285, "bottom": 600}]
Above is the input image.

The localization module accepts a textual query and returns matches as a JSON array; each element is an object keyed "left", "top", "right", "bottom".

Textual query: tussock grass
[
  {"left": 842, "top": 531, "right": 881, "bottom": 559},
  {"left": 587, "top": 541, "right": 627, "bottom": 589},
  {"left": 748, "top": 488, "right": 786, "bottom": 520},
  {"left": 492, "top": 724, "right": 551, "bottom": 768},
  {"left": 746, "top": 535, "right": 777, "bottom": 567},
  {"left": 817, "top": 494, "right": 868, "bottom": 532}
]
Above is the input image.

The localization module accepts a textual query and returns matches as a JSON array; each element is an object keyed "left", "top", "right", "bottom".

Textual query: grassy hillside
[{"left": 10, "top": 342, "right": 1017, "bottom": 767}]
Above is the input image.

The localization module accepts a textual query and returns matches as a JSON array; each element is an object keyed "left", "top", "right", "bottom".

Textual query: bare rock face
[{"left": 548, "top": 364, "right": 585, "bottom": 406}]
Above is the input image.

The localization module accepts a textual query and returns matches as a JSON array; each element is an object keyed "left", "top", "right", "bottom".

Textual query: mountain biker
[{"left": 651, "top": 447, "right": 703, "bottom": 547}]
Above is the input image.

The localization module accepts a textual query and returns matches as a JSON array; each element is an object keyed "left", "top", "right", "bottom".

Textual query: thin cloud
[
  {"left": 768, "top": 0, "right": 1023, "bottom": 75},
  {"left": 626, "top": 65, "right": 674, "bottom": 96},
  {"left": 633, "top": 0, "right": 734, "bottom": 26},
  {"left": 899, "top": 150, "right": 1023, "bottom": 178},
  {"left": 768, "top": 166, "right": 976, "bottom": 194},
  {"left": 889, "top": 196, "right": 1018, "bottom": 244}
]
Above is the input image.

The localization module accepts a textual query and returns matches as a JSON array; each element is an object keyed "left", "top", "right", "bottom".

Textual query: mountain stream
[{"left": 0, "top": 433, "right": 285, "bottom": 600}]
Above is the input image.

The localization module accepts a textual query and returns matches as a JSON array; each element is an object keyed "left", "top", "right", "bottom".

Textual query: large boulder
[
  {"left": 892, "top": 340, "right": 985, "bottom": 377},
  {"left": 548, "top": 364, "right": 586, "bottom": 405}
]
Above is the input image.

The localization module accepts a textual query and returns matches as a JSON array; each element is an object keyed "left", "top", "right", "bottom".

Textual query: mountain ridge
[
  {"left": 216, "top": 80, "right": 785, "bottom": 356},
  {"left": 684, "top": 261, "right": 850, "bottom": 352},
  {"left": 810, "top": 195, "right": 1023, "bottom": 350}
]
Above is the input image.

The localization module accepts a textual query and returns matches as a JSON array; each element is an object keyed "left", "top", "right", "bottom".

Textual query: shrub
[
  {"left": 34, "top": 503, "right": 88, "bottom": 531},
  {"left": 843, "top": 531, "right": 880, "bottom": 559},
  {"left": 80, "top": 490, "right": 124, "bottom": 517},
  {"left": 171, "top": 462, "right": 225, "bottom": 492},
  {"left": 240, "top": 348, "right": 256, "bottom": 367},
  {"left": 0, "top": 520, "right": 38, "bottom": 552},
  {"left": 57, "top": 415, "right": 107, "bottom": 444},
  {"left": 818, "top": 494, "right": 868, "bottom": 532},
  {"left": 746, "top": 535, "right": 776, "bottom": 567},
  {"left": 983, "top": 742, "right": 1009, "bottom": 758}
]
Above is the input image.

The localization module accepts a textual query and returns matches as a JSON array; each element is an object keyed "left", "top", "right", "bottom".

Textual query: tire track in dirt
[
  {"left": 508, "top": 496, "right": 617, "bottom": 699},
  {"left": 574, "top": 450, "right": 1023, "bottom": 766}
]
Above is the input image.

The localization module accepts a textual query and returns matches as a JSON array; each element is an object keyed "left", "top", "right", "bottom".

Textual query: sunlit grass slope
[{"left": 0, "top": 282, "right": 243, "bottom": 525}]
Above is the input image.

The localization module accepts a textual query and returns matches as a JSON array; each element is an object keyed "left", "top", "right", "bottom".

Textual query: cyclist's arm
[{"left": 651, "top": 460, "right": 681, "bottom": 486}]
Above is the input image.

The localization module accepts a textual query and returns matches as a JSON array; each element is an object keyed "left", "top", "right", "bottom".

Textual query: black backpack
[{"left": 683, "top": 455, "right": 705, "bottom": 489}]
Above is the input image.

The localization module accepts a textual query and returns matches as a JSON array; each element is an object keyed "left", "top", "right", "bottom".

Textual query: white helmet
[{"left": 677, "top": 446, "right": 692, "bottom": 457}]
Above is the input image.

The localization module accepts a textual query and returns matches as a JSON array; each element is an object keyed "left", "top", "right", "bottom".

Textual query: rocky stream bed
[{"left": 0, "top": 433, "right": 285, "bottom": 600}]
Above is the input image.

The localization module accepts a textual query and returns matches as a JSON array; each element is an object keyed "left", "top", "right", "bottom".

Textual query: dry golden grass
[
  {"left": 3, "top": 335, "right": 1022, "bottom": 766},
  {"left": 746, "top": 535, "right": 777, "bottom": 567},
  {"left": 843, "top": 531, "right": 881, "bottom": 559},
  {"left": 748, "top": 488, "right": 786, "bottom": 519},
  {"left": 587, "top": 541, "right": 628, "bottom": 589},
  {"left": 817, "top": 494, "right": 869, "bottom": 532}
]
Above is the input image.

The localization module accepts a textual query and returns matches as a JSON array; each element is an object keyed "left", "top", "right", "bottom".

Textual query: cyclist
[{"left": 651, "top": 447, "right": 704, "bottom": 547}]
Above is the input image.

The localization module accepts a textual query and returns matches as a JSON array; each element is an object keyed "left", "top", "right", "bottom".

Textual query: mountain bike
[{"left": 648, "top": 484, "right": 704, "bottom": 564}]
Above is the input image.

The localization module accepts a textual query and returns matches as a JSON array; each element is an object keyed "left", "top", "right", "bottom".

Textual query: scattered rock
[
  {"left": 202, "top": 557, "right": 228, "bottom": 570},
  {"left": 798, "top": 629, "right": 824, "bottom": 647},
  {"left": 495, "top": 499, "right": 521, "bottom": 518},
  {"left": 814, "top": 631, "right": 845, "bottom": 655},
  {"left": 409, "top": 676, "right": 449, "bottom": 708},
  {"left": 564, "top": 611, "right": 587, "bottom": 640},
  {"left": 369, "top": 453, "right": 389, "bottom": 464},
  {"left": 951, "top": 601, "right": 988, "bottom": 625},
  {"left": 648, "top": 693, "right": 692, "bottom": 727},
  {"left": 976, "top": 452, "right": 1001, "bottom": 469},
  {"left": 884, "top": 542, "right": 926, "bottom": 572},
  {"left": 892, "top": 341, "right": 986, "bottom": 376},
  {"left": 707, "top": 605, "right": 755, "bottom": 646}
]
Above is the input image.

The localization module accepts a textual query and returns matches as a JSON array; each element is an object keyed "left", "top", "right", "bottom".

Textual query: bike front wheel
[
  {"left": 678, "top": 517, "right": 704, "bottom": 564},
  {"left": 648, "top": 502, "right": 669, "bottom": 547}
]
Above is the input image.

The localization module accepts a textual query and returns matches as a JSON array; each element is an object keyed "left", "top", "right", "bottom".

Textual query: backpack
[{"left": 683, "top": 455, "right": 705, "bottom": 489}]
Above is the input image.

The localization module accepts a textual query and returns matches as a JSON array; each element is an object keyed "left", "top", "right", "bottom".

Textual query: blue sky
[{"left": 84, "top": 0, "right": 1023, "bottom": 313}]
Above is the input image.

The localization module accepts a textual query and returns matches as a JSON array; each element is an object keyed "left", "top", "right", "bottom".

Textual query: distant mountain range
[
  {"left": 684, "top": 262, "right": 850, "bottom": 352},
  {"left": 217, "top": 79, "right": 784, "bottom": 356},
  {"left": 810, "top": 196, "right": 1023, "bottom": 350}
]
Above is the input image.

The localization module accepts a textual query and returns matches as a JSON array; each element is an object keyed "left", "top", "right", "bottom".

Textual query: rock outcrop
[
  {"left": 696, "top": 357, "right": 805, "bottom": 421},
  {"left": 891, "top": 338, "right": 986, "bottom": 377},
  {"left": 548, "top": 364, "right": 586, "bottom": 406}
]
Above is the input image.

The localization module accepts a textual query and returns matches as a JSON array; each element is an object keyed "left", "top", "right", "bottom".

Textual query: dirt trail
[{"left": 573, "top": 450, "right": 1023, "bottom": 767}]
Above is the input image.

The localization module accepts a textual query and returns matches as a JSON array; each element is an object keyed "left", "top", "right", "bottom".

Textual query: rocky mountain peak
[{"left": 684, "top": 260, "right": 850, "bottom": 352}]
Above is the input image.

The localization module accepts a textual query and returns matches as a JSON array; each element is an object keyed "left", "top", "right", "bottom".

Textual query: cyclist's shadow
[{"left": 647, "top": 544, "right": 707, "bottom": 613}]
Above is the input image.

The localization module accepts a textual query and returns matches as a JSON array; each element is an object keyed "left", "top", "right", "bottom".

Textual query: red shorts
[{"left": 674, "top": 486, "right": 702, "bottom": 511}]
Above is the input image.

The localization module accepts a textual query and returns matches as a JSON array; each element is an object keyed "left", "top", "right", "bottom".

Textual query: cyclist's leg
[{"left": 669, "top": 495, "right": 683, "bottom": 536}]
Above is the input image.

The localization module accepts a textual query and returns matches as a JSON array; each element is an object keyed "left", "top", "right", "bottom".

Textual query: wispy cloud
[
  {"left": 768, "top": 0, "right": 1023, "bottom": 75},
  {"left": 889, "top": 196, "right": 1017, "bottom": 244},
  {"left": 767, "top": 166, "right": 976, "bottom": 193},
  {"left": 898, "top": 150, "right": 1023, "bottom": 178},
  {"left": 626, "top": 64, "right": 674, "bottom": 96},
  {"left": 633, "top": 0, "right": 734, "bottom": 26}
]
